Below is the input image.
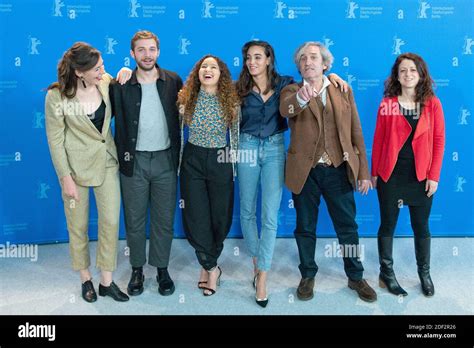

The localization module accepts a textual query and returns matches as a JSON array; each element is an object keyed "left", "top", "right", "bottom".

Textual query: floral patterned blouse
[
  {"left": 179, "top": 89, "right": 240, "bottom": 177},
  {"left": 188, "top": 89, "right": 227, "bottom": 148}
]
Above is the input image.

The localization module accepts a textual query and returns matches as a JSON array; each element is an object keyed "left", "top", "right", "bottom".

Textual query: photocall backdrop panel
[{"left": 0, "top": 0, "right": 472, "bottom": 244}]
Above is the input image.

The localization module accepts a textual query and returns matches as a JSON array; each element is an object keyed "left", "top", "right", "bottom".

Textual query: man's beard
[{"left": 136, "top": 59, "right": 156, "bottom": 71}]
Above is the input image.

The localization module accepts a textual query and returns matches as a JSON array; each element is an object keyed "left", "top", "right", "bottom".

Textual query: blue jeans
[{"left": 237, "top": 132, "right": 285, "bottom": 271}]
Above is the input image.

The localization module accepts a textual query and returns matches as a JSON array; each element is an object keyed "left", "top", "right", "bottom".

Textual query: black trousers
[
  {"left": 292, "top": 163, "right": 364, "bottom": 280},
  {"left": 180, "top": 142, "right": 234, "bottom": 271}
]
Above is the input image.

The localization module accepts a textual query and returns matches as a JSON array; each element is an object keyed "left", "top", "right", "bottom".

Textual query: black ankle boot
[
  {"left": 378, "top": 236, "right": 408, "bottom": 296},
  {"left": 415, "top": 237, "right": 435, "bottom": 297},
  {"left": 127, "top": 266, "right": 144, "bottom": 296},
  {"left": 157, "top": 268, "right": 175, "bottom": 296}
]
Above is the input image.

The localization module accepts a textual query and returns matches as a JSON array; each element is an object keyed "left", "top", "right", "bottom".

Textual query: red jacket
[{"left": 371, "top": 96, "right": 445, "bottom": 183}]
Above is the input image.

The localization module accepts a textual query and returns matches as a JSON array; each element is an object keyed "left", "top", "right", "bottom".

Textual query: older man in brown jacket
[{"left": 280, "top": 41, "right": 377, "bottom": 302}]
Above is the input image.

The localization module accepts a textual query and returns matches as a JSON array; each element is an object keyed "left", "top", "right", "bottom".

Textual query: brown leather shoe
[
  {"left": 296, "top": 278, "right": 315, "bottom": 301},
  {"left": 348, "top": 279, "right": 377, "bottom": 302}
]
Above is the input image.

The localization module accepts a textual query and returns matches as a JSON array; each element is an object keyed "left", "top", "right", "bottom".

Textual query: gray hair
[{"left": 293, "top": 41, "right": 334, "bottom": 74}]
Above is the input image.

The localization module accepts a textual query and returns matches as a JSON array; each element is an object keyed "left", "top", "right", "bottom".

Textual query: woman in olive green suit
[{"left": 45, "top": 42, "right": 129, "bottom": 303}]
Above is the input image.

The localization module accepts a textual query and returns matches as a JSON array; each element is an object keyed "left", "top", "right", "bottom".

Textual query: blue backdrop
[{"left": 0, "top": 0, "right": 473, "bottom": 244}]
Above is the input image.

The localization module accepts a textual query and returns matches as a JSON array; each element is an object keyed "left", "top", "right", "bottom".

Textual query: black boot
[
  {"left": 157, "top": 268, "right": 175, "bottom": 296},
  {"left": 127, "top": 266, "right": 145, "bottom": 296},
  {"left": 378, "top": 236, "right": 408, "bottom": 296},
  {"left": 414, "top": 237, "right": 434, "bottom": 297}
]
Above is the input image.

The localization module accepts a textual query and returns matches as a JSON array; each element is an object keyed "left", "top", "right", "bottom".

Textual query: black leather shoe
[
  {"left": 81, "top": 280, "right": 97, "bottom": 303},
  {"left": 127, "top": 267, "right": 145, "bottom": 296},
  {"left": 157, "top": 268, "right": 175, "bottom": 296},
  {"left": 296, "top": 278, "right": 315, "bottom": 301},
  {"left": 99, "top": 281, "right": 130, "bottom": 302}
]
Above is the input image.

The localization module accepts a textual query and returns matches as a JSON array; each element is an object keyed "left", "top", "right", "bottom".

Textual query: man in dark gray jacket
[{"left": 110, "top": 30, "right": 182, "bottom": 297}]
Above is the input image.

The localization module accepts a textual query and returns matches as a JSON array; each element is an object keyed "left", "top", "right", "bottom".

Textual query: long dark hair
[
  {"left": 236, "top": 40, "right": 279, "bottom": 101},
  {"left": 48, "top": 42, "right": 101, "bottom": 99},
  {"left": 384, "top": 52, "right": 435, "bottom": 105},
  {"left": 178, "top": 54, "right": 240, "bottom": 126}
]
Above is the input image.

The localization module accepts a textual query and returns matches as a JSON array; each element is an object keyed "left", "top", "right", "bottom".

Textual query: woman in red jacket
[{"left": 371, "top": 53, "right": 445, "bottom": 297}]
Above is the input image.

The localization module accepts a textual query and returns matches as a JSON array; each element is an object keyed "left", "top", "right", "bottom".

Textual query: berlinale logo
[
  {"left": 274, "top": 1, "right": 287, "bottom": 18},
  {"left": 128, "top": 0, "right": 141, "bottom": 17},
  {"left": 52, "top": 0, "right": 65, "bottom": 17},
  {"left": 202, "top": 0, "right": 214, "bottom": 18},
  {"left": 392, "top": 36, "right": 405, "bottom": 55},
  {"left": 455, "top": 176, "right": 466, "bottom": 192},
  {"left": 346, "top": 1, "right": 359, "bottom": 19},
  {"left": 463, "top": 36, "right": 473, "bottom": 55},
  {"left": 417, "top": 1, "right": 431, "bottom": 19},
  {"left": 458, "top": 107, "right": 470, "bottom": 125},
  {"left": 37, "top": 182, "right": 50, "bottom": 199},
  {"left": 33, "top": 111, "right": 44, "bottom": 129},
  {"left": 105, "top": 36, "right": 118, "bottom": 55},
  {"left": 178, "top": 36, "right": 191, "bottom": 55},
  {"left": 28, "top": 36, "right": 41, "bottom": 55}
]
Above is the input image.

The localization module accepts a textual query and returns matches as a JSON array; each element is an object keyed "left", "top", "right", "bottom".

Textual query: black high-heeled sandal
[
  {"left": 202, "top": 266, "right": 222, "bottom": 296},
  {"left": 198, "top": 268, "right": 208, "bottom": 289}
]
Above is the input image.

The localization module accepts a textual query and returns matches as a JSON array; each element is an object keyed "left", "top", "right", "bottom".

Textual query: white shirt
[
  {"left": 296, "top": 75, "right": 331, "bottom": 107},
  {"left": 295, "top": 75, "right": 332, "bottom": 164}
]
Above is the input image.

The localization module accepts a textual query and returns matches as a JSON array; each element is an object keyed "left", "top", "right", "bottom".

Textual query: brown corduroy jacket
[{"left": 279, "top": 82, "right": 370, "bottom": 194}]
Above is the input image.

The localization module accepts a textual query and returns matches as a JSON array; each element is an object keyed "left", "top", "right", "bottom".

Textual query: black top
[
  {"left": 398, "top": 105, "right": 419, "bottom": 159},
  {"left": 377, "top": 105, "right": 430, "bottom": 206},
  {"left": 87, "top": 100, "right": 105, "bottom": 133},
  {"left": 240, "top": 75, "right": 294, "bottom": 138},
  {"left": 109, "top": 65, "right": 183, "bottom": 177}
]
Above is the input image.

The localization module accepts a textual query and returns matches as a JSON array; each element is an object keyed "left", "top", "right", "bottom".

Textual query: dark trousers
[
  {"left": 376, "top": 187, "right": 432, "bottom": 239},
  {"left": 292, "top": 163, "right": 364, "bottom": 280},
  {"left": 180, "top": 142, "right": 234, "bottom": 271},
  {"left": 120, "top": 149, "right": 177, "bottom": 268}
]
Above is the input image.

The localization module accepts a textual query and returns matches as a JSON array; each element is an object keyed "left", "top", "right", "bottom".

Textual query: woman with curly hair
[
  {"left": 371, "top": 53, "right": 445, "bottom": 297},
  {"left": 178, "top": 54, "right": 240, "bottom": 296}
]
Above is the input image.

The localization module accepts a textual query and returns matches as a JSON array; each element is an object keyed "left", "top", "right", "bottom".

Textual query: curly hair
[
  {"left": 236, "top": 40, "right": 279, "bottom": 101},
  {"left": 178, "top": 54, "right": 240, "bottom": 126},
  {"left": 384, "top": 53, "right": 435, "bottom": 105}
]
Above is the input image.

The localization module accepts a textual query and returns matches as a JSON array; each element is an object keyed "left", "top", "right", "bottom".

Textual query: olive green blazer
[{"left": 45, "top": 74, "right": 118, "bottom": 186}]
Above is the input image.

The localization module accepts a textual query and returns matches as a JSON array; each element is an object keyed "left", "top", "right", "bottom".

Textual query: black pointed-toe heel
[{"left": 255, "top": 273, "right": 268, "bottom": 308}]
